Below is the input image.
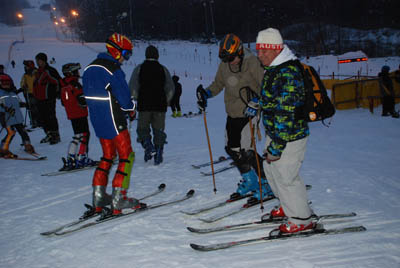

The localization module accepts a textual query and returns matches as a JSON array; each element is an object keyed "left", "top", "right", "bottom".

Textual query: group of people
[
  {"left": 2, "top": 27, "right": 398, "bottom": 234},
  {"left": 0, "top": 64, "right": 36, "bottom": 158},
  {"left": 0, "top": 53, "right": 98, "bottom": 171},
  {"left": 83, "top": 34, "right": 177, "bottom": 216},
  {"left": 76, "top": 28, "right": 318, "bottom": 233},
  {"left": 196, "top": 28, "right": 315, "bottom": 233},
  {"left": 0, "top": 53, "right": 63, "bottom": 159}
]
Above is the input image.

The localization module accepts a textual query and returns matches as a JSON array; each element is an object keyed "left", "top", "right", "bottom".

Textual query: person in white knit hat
[{"left": 256, "top": 28, "right": 314, "bottom": 234}]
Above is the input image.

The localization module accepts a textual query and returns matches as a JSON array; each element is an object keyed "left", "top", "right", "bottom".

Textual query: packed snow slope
[{"left": 0, "top": 2, "right": 400, "bottom": 268}]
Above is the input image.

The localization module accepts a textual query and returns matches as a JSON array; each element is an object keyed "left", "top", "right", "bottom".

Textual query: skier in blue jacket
[
  {"left": 0, "top": 74, "right": 36, "bottom": 158},
  {"left": 82, "top": 33, "right": 146, "bottom": 216}
]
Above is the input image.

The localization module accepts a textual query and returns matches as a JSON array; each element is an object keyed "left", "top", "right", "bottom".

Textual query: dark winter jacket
[
  {"left": 395, "top": 70, "right": 400, "bottom": 84},
  {"left": 82, "top": 53, "right": 134, "bottom": 139},
  {"left": 129, "top": 59, "right": 174, "bottom": 112},
  {"left": 378, "top": 71, "right": 394, "bottom": 97},
  {"left": 172, "top": 77, "right": 182, "bottom": 99},
  {"left": 33, "top": 64, "right": 61, "bottom": 101},
  {"left": 60, "top": 76, "right": 88, "bottom": 120}
]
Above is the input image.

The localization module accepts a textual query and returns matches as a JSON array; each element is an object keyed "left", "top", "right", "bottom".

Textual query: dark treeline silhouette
[
  {"left": 53, "top": 0, "right": 399, "bottom": 56},
  {"left": 1, "top": 0, "right": 399, "bottom": 56},
  {"left": 53, "top": 0, "right": 399, "bottom": 40},
  {"left": 0, "top": 0, "right": 30, "bottom": 25}
]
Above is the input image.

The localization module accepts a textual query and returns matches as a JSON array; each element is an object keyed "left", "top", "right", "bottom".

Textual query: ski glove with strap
[
  {"left": 244, "top": 97, "right": 259, "bottom": 117},
  {"left": 196, "top": 84, "right": 211, "bottom": 111}
]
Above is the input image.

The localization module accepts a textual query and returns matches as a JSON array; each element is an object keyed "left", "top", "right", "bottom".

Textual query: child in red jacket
[{"left": 59, "top": 63, "right": 96, "bottom": 170}]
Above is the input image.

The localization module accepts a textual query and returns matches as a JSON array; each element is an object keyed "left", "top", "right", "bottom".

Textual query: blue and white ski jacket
[
  {"left": 0, "top": 88, "right": 24, "bottom": 126},
  {"left": 82, "top": 53, "right": 134, "bottom": 139}
]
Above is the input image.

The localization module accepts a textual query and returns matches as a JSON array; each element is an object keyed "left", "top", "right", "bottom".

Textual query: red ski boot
[{"left": 279, "top": 221, "right": 315, "bottom": 233}]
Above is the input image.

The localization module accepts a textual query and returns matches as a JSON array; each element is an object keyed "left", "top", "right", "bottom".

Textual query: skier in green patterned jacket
[{"left": 256, "top": 28, "right": 313, "bottom": 234}]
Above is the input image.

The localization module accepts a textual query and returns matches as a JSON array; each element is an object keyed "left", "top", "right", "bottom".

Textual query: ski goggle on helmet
[
  {"left": 62, "top": 63, "right": 81, "bottom": 76},
  {"left": 219, "top": 33, "right": 243, "bottom": 63},
  {"left": 106, "top": 33, "right": 133, "bottom": 60}
]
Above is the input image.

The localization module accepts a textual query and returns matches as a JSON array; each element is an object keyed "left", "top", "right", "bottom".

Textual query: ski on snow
[
  {"left": 192, "top": 156, "right": 231, "bottom": 169},
  {"left": 190, "top": 224, "right": 367, "bottom": 251},
  {"left": 187, "top": 212, "right": 357, "bottom": 234},
  {"left": 1, "top": 152, "right": 47, "bottom": 161},
  {"left": 40, "top": 183, "right": 166, "bottom": 236},
  {"left": 200, "top": 163, "right": 236, "bottom": 176},
  {"left": 53, "top": 189, "right": 195, "bottom": 236},
  {"left": 180, "top": 192, "right": 253, "bottom": 215},
  {"left": 183, "top": 111, "right": 202, "bottom": 118},
  {"left": 41, "top": 163, "right": 99, "bottom": 176},
  {"left": 41, "top": 158, "right": 119, "bottom": 176},
  {"left": 198, "top": 185, "right": 312, "bottom": 223}
]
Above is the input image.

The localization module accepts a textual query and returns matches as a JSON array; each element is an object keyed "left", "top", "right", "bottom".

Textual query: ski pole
[
  {"left": 202, "top": 111, "right": 217, "bottom": 194},
  {"left": 248, "top": 117, "right": 264, "bottom": 211}
]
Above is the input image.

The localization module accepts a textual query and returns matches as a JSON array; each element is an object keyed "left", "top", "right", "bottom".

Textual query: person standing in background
[
  {"left": 170, "top": 75, "right": 182, "bottom": 118},
  {"left": 129, "top": 45, "right": 174, "bottom": 165},
  {"left": 33, "top": 52, "right": 62, "bottom": 144},
  {"left": 20, "top": 60, "right": 40, "bottom": 128}
]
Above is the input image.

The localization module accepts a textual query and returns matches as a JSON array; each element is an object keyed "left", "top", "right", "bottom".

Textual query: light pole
[
  {"left": 117, "top": 12, "right": 128, "bottom": 35},
  {"left": 71, "top": 9, "right": 79, "bottom": 41},
  {"left": 16, "top": 12, "right": 24, "bottom": 41},
  {"left": 209, "top": 0, "right": 216, "bottom": 40},
  {"left": 203, "top": 2, "right": 209, "bottom": 41}
]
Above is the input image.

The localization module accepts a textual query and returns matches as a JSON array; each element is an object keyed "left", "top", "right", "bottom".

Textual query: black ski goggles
[{"left": 219, "top": 50, "right": 236, "bottom": 63}]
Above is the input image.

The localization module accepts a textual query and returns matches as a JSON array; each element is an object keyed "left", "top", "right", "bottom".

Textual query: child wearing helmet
[
  {"left": 170, "top": 75, "right": 182, "bottom": 118},
  {"left": 0, "top": 74, "right": 36, "bottom": 158},
  {"left": 20, "top": 60, "right": 40, "bottom": 128},
  {"left": 82, "top": 33, "right": 146, "bottom": 217},
  {"left": 59, "top": 62, "right": 96, "bottom": 171}
]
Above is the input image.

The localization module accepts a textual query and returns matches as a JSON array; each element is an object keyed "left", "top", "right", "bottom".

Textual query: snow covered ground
[{"left": 0, "top": 2, "right": 400, "bottom": 268}]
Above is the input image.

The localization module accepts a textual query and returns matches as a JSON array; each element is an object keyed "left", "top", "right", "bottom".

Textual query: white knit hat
[{"left": 256, "top": 28, "right": 283, "bottom": 50}]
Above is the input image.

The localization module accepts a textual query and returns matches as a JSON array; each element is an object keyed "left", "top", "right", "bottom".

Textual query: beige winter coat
[{"left": 206, "top": 48, "right": 264, "bottom": 118}]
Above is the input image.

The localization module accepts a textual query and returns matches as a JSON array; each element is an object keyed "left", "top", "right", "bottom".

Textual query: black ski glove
[{"left": 196, "top": 85, "right": 210, "bottom": 111}]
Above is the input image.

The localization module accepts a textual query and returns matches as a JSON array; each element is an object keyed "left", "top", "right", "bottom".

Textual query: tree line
[{"left": 1, "top": 0, "right": 399, "bottom": 57}]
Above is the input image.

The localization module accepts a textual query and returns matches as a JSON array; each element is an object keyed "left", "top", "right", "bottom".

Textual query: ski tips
[
  {"left": 198, "top": 218, "right": 213, "bottom": 224},
  {"left": 190, "top": 243, "right": 202, "bottom": 250},
  {"left": 187, "top": 189, "right": 195, "bottom": 197},
  {"left": 159, "top": 183, "right": 166, "bottom": 190},
  {"left": 187, "top": 227, "right": 196, "bottom": 232}
]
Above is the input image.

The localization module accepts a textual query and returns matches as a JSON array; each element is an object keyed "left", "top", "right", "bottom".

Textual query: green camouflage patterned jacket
[{"left": 260, "top": 62, "right": 309, "bottom": 157}]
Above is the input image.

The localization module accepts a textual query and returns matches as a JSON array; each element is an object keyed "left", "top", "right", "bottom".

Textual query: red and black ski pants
[{"left": 92, "top": 130, "right": 135, "bottom": 189}]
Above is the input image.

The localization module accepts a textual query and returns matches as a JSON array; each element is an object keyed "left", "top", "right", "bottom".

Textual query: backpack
[{"left": 266, "top": 59, "right": 335, "bottom": 125}]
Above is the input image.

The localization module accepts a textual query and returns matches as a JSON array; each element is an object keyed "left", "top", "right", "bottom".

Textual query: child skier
[
  {"left": 0, "top": 74, "right": 36, "bottom": 158},
  {"left": 59, "top": 63, "right": 96, "bottom": 170},
  {"left": 170, "top": 75, "right": 182, "bottom": 117},
  {"left": 20, "top": 60, "right": 40, "bottom": 128}
]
